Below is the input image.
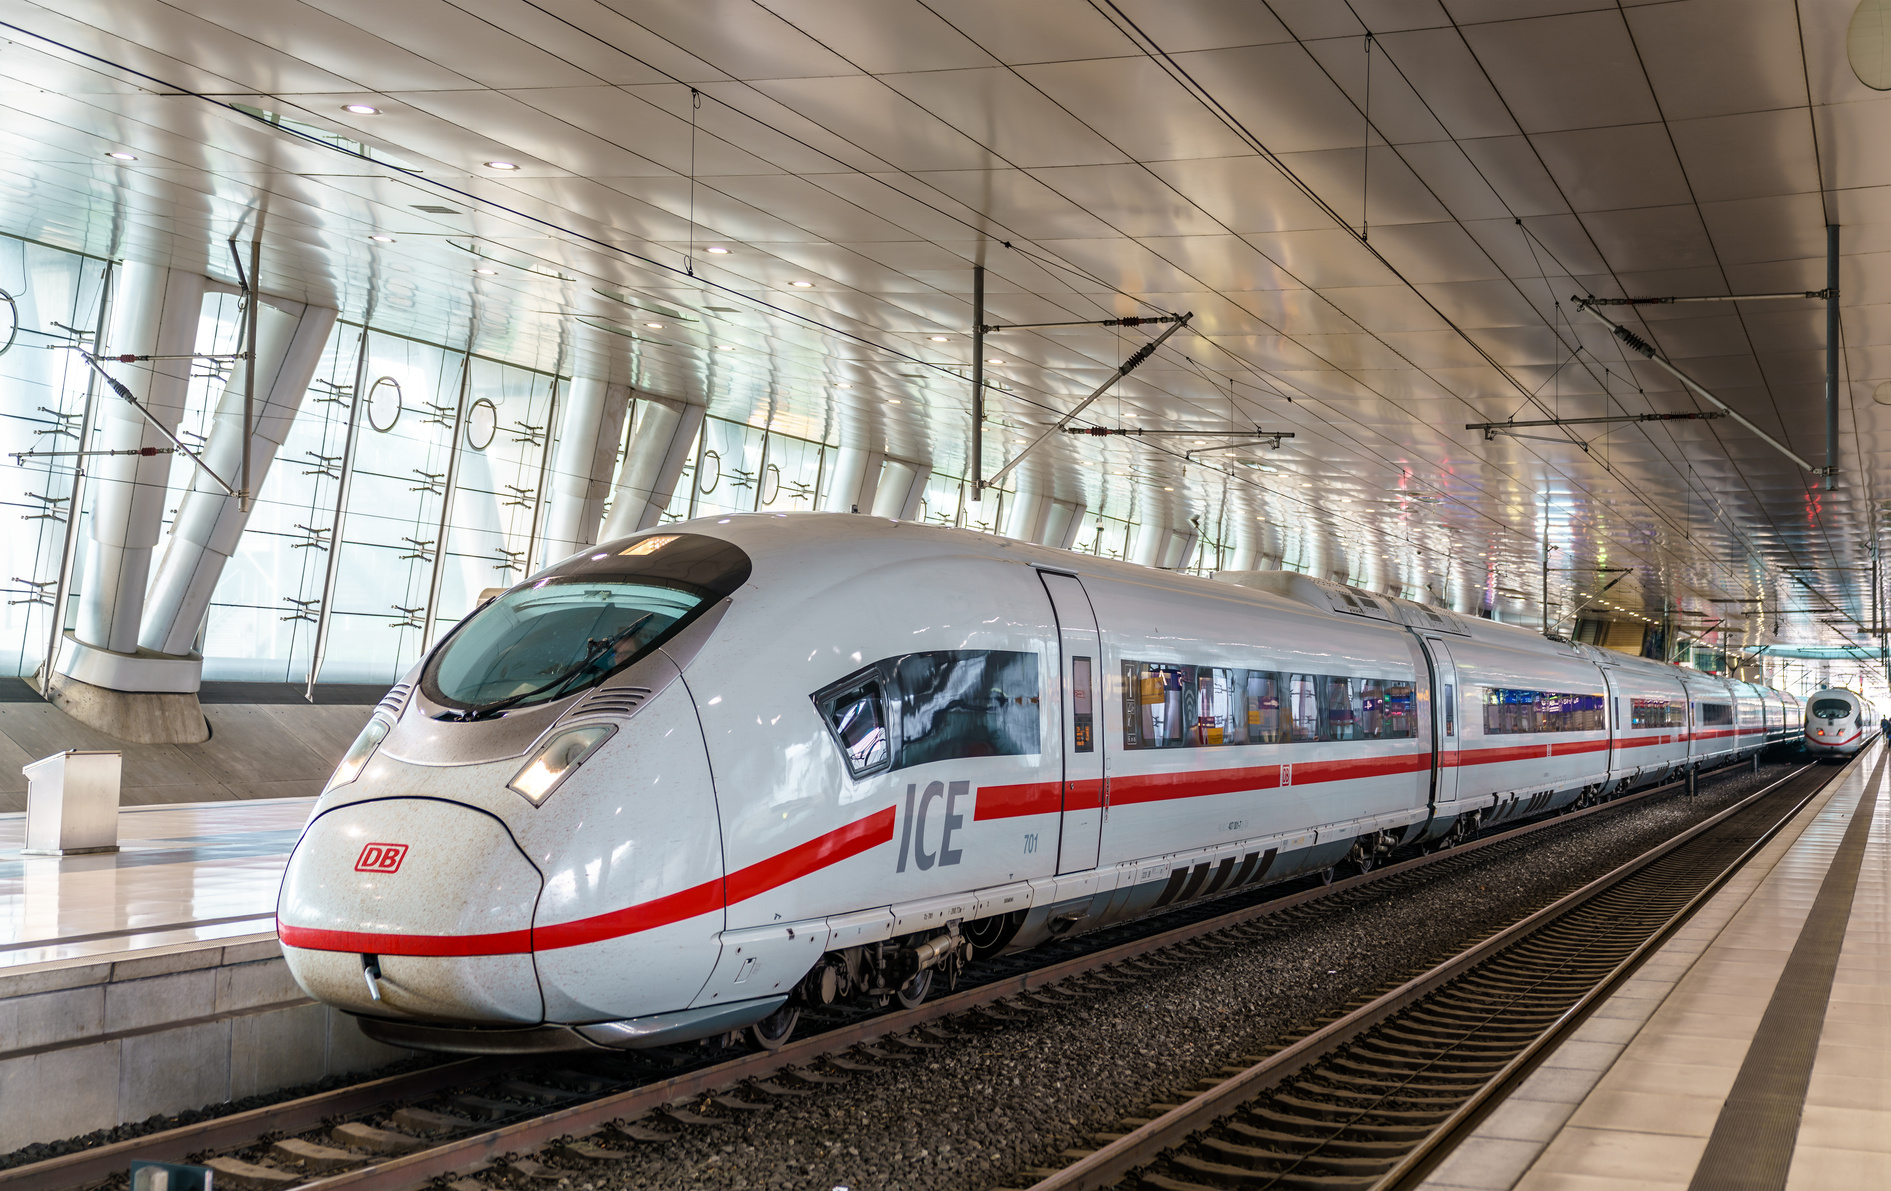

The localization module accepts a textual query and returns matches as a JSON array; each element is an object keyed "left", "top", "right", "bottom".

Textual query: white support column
[
  {"left": 1003, "top": 489, "right": 1045, "bottom": 541},
  {"left": 1130, "top": 519, "right": 1168, "bottom": 567},
  {"left": 1168, "top": 528, "right": 1199, "bottom": 571},
  {"left": 69, "top": 263, "right": 203, "bottom": 657},
  {"left": 871, "top": 459, "right": 925, "bottom": 520},
  {"left": 138, "top": 298, "right": 338, "bottom": 659},
  {"left": 1057, "top": 506, "right": 1085, "bottom": 551},
  {"left": 540, "top": 375, "right": 629, "bottom": 565},
  {"left": 821, "top": 446, "right": 883, "bottom": 513},
  {"left": 1039, "top": 500, "right": 1075, "bottom": 548},
  {"left": 599, "top": 397, "right": 703, "bottom": 540}
]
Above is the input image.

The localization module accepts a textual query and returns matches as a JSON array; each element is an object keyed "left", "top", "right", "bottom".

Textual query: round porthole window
[
  {"left": 466, "top": 397, "right": 498, "bottom": 450},
  {"left": 1850, "top": 0, "right": 1891, "bottom": 89},
  {"left": 697, "top": 449, "right": 722, "bottom": 495},
  {"left": 366, "top": 376, "right": 403, "bottom": 432}
]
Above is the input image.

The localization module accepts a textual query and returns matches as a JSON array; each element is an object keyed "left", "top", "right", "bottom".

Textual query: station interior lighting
[{"left": 342, "top": 104, "right": 380, "bottom": 114}]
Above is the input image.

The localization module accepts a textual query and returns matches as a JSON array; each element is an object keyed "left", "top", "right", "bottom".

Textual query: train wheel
[
  {"left": 746, "top": 1003, "right": 800, "bottom": 1052},
  {"left": 896, "top": 968, "right": 933, "bottom": 1009},
  {"left": 1318, "top": 866, "right": 1336, "bottom": 886}
]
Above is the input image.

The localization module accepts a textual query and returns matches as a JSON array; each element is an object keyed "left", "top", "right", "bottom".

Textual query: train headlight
[
  {"left": 508, "top": 724, "right": 615, "bottom": 805},
  {"left": 327, "top": 717, "right": 391, "bottom": 792}
]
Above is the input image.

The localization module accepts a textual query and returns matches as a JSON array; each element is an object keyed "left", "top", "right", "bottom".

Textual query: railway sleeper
[
  {"left": 1220, "top": 1119, "right": 1412, "bottom": 1157},
  {"left": 1286, "top": 1080, "right": 1466, "bottom": 1111},
  {"left": 1308, "top": 1069, "right": 1489, "bottom": 1097},
  {"left": 1245, "top": 1105, "right": 1437, "bottom": 1140},
  {"left": 1336, "top": 1045, "right": 1510, "bottom": 1075},
  {"left": 1177, "top": 1147, "right": 1395, "bottom": 1180},
  {"left": 1374, "top": 1027, "right": 1526, "bottom": 1054},
  {"left": 1266, "top": 1092, "right": 1454, "bottom": 1124},
  {"left": 1405, "top": 1006, "right": 1562, "bottom": 1030}
]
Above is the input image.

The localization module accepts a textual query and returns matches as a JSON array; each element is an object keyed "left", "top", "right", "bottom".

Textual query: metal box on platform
[{"left": 22, "top": 749, "right": 122, "bottom": 855}]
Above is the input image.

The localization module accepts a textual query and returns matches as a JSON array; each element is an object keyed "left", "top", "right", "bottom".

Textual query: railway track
[
  {"left": 5, "top": 754, "right": 1804, "bottom": 1191},
  {"left": 1014, "top": 752, "right": 1862, "bottom": 1191}
]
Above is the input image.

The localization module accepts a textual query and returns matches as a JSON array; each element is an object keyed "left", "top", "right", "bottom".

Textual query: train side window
[
  {"left": 1127, "top": 663, "right": 1192, "bottom": 749},
  {"left": 1699, "top": 701, "right": 1733, "bottom": 726},
  {"left": 1289, "top": 674, "right": 1321, "bottom": 742},
  {"left": 891, "top": 650, "right": 1041, "bottom": 768},
  {"left": 1356, "top": 678, "right": 1385, "bottom": 739},
  {"left": 1381, "top": 680, "right": 1417, "bottom": 739},
  {"left": 1443, "top": 683, "right": 1455, "bottom": 737},
  {"left": 813, "top": 669, "right": 890, "bottom": 778},
  {"left": 1322, "top": 676, "right": 1358, "bottom": 741},
  {"left": 1249, "top": 671, "right": 1286, "bottom": 744}
]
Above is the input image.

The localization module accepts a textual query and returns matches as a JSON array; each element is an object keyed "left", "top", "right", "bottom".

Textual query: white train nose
[{"left": 278, "top": 798, "right": 545, "bottom": 1024}]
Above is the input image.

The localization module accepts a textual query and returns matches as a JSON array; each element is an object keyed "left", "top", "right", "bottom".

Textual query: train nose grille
[
  {"left": 564, "top": 685, "right": 653, "bottom": 720},
  {"left": 376, "top": 681, "right": 413, "bottom": 718}
]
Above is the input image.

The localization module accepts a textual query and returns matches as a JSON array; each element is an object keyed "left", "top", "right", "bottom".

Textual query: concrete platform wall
[
  {"left": 0, "top": 936, "right": 409, "bottom": 1153},
  {"left": 0, "top": 681, "right": 378, "bottom": 812}
]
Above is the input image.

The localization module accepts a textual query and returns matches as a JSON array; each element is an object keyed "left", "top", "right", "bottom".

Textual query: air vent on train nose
[
  {"left": 568, "top": 686, "right": 654, "bottom": 719},
  {"left": 374, "top": 682, "right": 413, "bottom": 718}
]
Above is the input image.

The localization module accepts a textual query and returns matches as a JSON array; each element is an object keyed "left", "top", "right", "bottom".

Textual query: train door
[
  {"left": 1038, "top": 570, "right": 1103, "bottom": 874},
  {"left": 1600, "top": 667, "right": 1621, "bottom": 779},
  {"left": 1415, "top": 635, "right": 1460, "bottom": 809}
]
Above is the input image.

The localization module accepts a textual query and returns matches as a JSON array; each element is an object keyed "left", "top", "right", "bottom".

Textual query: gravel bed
[{"left": 537, "top": 757, "right": 1814, "bottom": 1191}]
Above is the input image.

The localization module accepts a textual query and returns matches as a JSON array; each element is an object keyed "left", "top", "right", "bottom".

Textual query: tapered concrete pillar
[
  {"left": 1004, "top": 490, "right": 1045, "bottom": 541},
  {"left": 821, "top": 446, "right": 883, "bottom": 513},
  {"left": 871, "top": 459, "right": 925, "bottom": 520},
  {"left": 71, "top": 263, "right": 203, "bottom": 655},
  {"left": 139, "top": 298, "right": 337, "bottom": 659},
  {"left": 599, "top": 396, "right": 702, "bottom": 540},
  {"left": 540, "top": 375, "right": 629, "bottom": 565},
  {"left": 1039, "top": 500, "right": 1075, "bottom": 548},
  {"left": 46, "top": 264, "right": 204, "bottom": 742},
  {"left": 1130, "top": 519, "right": 1168, "bottom": 567}
]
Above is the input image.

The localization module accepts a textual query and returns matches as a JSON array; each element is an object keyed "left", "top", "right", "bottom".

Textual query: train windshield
[
  {"left": 1809, "top": 698, "right": 1853, "bottom": 720},
  {"left": 423, "top": 533, "right": 751, "bottom": 714}
]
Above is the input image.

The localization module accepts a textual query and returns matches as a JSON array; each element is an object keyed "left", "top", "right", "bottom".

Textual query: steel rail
[
  {"left": 1023, "top": 755, "right": 1848, "bottom": 1191},
  {"left": 3, "top": 753, "right": 1787, "bottom": 1191}
]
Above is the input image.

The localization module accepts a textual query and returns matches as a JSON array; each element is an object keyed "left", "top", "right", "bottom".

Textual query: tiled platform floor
[
  {"left": 1420, "top": 742, "right": 1890, "bottom": 1191},
  {"left": 0, "top": 797, "right": 312, "bottom": 969}
]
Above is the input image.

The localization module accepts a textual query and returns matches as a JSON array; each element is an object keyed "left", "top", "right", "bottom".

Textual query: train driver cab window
[
  {"left": 1810, "top": 697, "right": 1852, "bottom": 720},
  {"left": 815, "top": 672, "right": 889, "bottom": 777}
]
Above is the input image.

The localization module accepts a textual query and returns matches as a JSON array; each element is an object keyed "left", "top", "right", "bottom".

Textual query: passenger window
[
  {"left": 1071, "top": 656, "right": 1094, "bottom": 753},
  {"left": 1322, "top": 676, "right": 1358, "bottom": 741},
  {"left": 891, "top": 649, "right": 1041, "bottom": 769},
  {"left": 1290, "top": 674, "right": 1321, "bottom": 742},
  {"left": 815, "top": 672, "right": 889, "bottom": 777},
  {"left": 1443, "top": 683, "right": 1456, "bottom": 737}
]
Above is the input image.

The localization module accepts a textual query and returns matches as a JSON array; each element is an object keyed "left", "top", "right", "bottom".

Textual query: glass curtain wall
[
  {"left": 0, "top": 237, "right": 1152, "bottom": 684},
  {"left": 0, "top": 235, "right": 109, "bottom": 676}
]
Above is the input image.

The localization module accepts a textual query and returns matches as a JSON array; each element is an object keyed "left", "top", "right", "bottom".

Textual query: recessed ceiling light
[
  {"left": 790, "top": 280, "right": 813, "bottom": 288},
  {"left": 1163, "top": 486, "right": 1174, "bottom": 492},
  {"left": 474, "top": 267, "right": 496, "bottom": 275},
  {"left": 888, "top": 398, "right": 902, "bottom": 404},
  {"left": 835, "top": 382, "right": 851, "bottom": 388},
  {"left": 484, "top": 160, "right": 520, "bottom": 170},
  {"left": 105, "top": 151, "right": 137, "bottom": 161},
  {"left": 717, "top": 345, "right": 735, "bottom": 351},
  {"left": 705, "top": 246, "right": 730, "bottom": 254},
  {"left": 1301, "top": 482, "right": 1314, "bottom": 488},
  {"left": 369, "top": 234, "right": 395, "bottom": 243},
  {"left": 929, "top": 335, "right": 949, "bottom": 342},
  {"left": 342, "top": 104, "right": 381, "bottom": 115},
  {"left": 644, "top": 321, "right": 663, "bottom": 329},
  {"left": 986, "top": 358, "right": 1004, "bottom": 364}
]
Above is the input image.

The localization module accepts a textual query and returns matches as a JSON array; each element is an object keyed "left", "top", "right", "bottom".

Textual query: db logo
[{"left": 355, "top": 842, "right": 409, "bottom": 873}]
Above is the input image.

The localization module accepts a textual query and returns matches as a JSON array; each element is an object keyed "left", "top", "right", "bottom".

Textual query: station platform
[
  {"left": 0, "top": 796, "right": 405, "bottom": 1153},
  {"left": 1421, "top": 742, "right": 1890, "bottom": 1191}
]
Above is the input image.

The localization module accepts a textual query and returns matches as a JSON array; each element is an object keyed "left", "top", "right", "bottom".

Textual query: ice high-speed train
[
  {"left": 277, "top": 514, "right": 1803, "bottom": 1054},
  {"left": 1804, "top": 687, "right": 1878, "bottom": 758}
]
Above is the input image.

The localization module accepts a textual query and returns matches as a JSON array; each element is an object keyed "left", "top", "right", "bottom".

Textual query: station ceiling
[{"left": 1, "top": 0, "right": 1887, "bottom": 657}]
